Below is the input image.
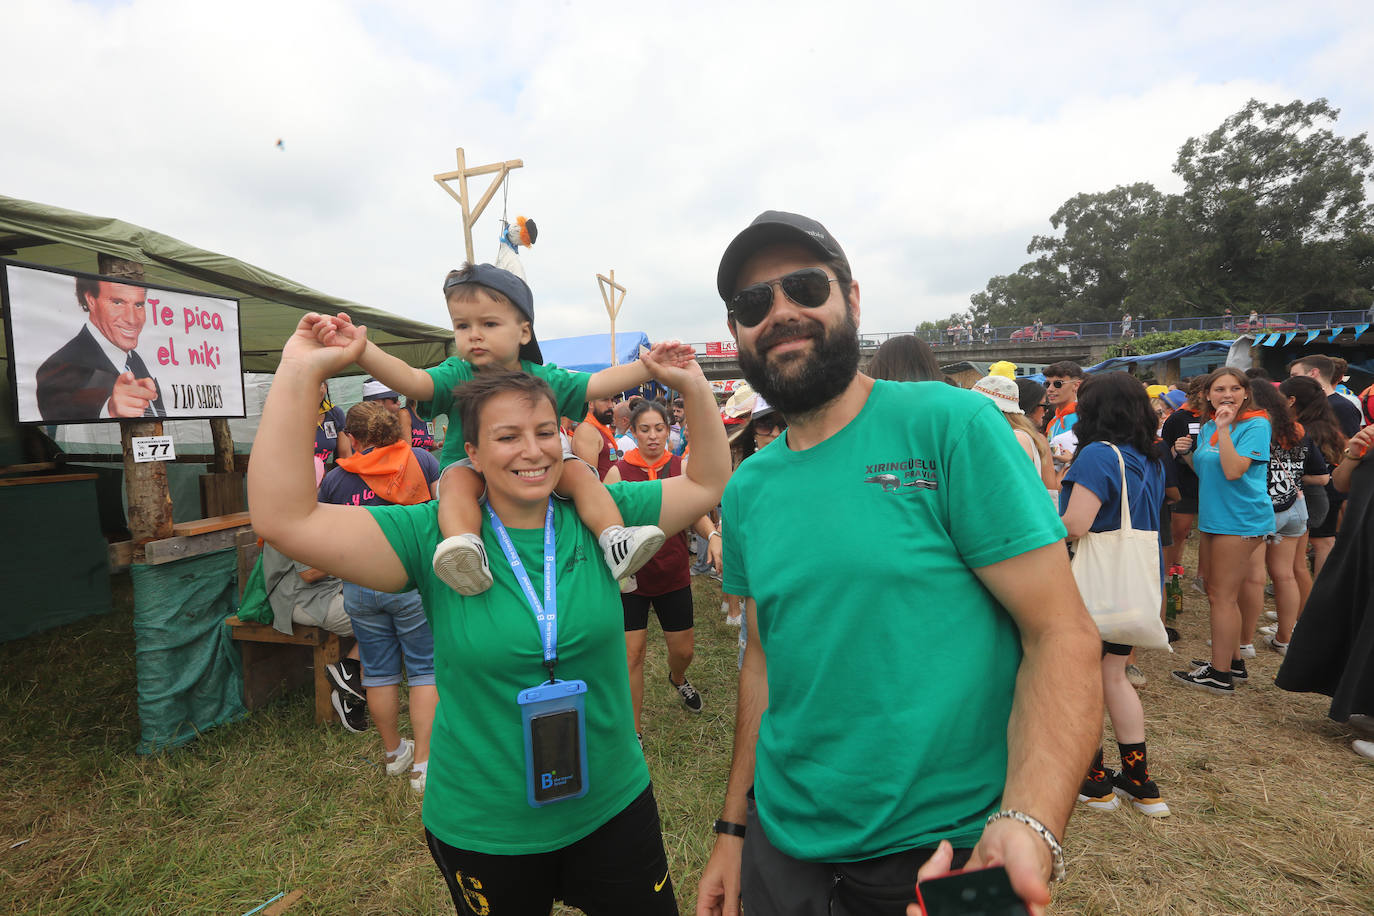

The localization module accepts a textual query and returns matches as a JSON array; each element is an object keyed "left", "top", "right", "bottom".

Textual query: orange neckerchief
[
  {"left": 623, "top": 448, "right": 673, "bottom": 480},
  {"left": 583, "top": 411, "right": 618, "bottom": 448},
  {"left": 1208, "top": 410, "right": 1268, "bottom": 445},
  {"left": 1053, "top": 401, "right": 1077, "bottom": 425},
  {"left": 336, "top": 441, "right": 429, "bottom": 505}
]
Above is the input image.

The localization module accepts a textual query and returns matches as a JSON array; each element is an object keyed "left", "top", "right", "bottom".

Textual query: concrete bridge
[{"left": 694, "top": 336, "right": 1113, "bottom": 381}]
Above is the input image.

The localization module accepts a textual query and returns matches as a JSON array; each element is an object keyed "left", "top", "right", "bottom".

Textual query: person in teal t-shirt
[
  {"left": 249, "top": 317, "right": 730, "bottom": 915},
  {"left": 313, "top": 263, "right": 698, "bottom": 599},
  {"left": 1173, "top": 366, "right": 1273, "bottom": 696},
  {"left": 697, "top": 211, "right": 1103, "bottom": 916}
]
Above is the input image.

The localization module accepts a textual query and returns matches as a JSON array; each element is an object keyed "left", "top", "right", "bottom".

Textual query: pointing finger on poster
[{"left": 108, "top": 372, "right": 159, "bottom": 417}]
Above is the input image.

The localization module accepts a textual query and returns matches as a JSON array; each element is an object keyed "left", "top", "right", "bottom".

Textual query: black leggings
[{"left": 426, "top": 784, "right": 678, "bottom": 915}]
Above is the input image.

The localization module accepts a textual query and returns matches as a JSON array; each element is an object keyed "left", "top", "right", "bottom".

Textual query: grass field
[{"left": 2, "top": 551, "right": 1373, "bottom": 915}]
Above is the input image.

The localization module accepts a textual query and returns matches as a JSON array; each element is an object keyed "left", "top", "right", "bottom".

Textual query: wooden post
[
  {"left": 597, "top": 271, "right": 627, "bottom": 366},
  {"left": 98, "top": 254, "right": 174, "bottom": 549},
  {"left": 209, "top": 418, "right": 235, "bottom": 473},
  {"left": 433, "top": 148, "right": 524, "bottom": 265}
]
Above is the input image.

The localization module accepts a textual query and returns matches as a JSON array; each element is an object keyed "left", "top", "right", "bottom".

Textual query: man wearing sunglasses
[
  {"left": 1043, "top": 362, "right": 1083, "bottom": 441},
  {"left": 697, "top": 211, "right": 1101, "bottom": 916}
]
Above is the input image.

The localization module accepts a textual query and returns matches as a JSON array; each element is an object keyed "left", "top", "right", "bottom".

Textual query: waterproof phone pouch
[{"left": 518, "top": 679, "right": 589, "bottom": 807}]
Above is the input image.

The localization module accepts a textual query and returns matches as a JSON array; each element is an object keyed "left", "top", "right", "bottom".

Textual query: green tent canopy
[{"left": 0, "top": 193, "right": 453, "bottom": 373}]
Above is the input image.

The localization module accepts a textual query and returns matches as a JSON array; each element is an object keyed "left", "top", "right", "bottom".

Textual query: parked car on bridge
[
  {"left": 1009, "top": 325, "right": 1081, "bottom": 341},
  {"left": 1237, "top": 316, "right": 1305, "bottom": 333}
]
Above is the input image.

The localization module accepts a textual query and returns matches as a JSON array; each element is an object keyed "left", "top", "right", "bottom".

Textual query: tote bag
[{"left": 1069, "top": 444, "right": 1171, "bottom": 651}]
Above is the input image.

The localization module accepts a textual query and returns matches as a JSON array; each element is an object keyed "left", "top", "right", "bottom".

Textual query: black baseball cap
[
  {"left": 443, "top": 263, "right": 543, "bottom": 364},
  {"left": 716, "top": 210, "right": 849, "bottom": 304}
]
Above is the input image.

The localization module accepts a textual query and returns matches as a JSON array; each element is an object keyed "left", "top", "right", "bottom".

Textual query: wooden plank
[
  {"left": 228, "top": 619, "right": 326, "bottom": 647},
  {"left": 143, "top": 527, "right": 244, "bottom": 565},
  {"left": 108, "top": 540, "right": 135, "bottom": 571},
  {"left": 263, "top": 890, "right": 305, "bottom": 915},
  {"left": 198, "top": 472, "right": 246, "bottom": 518},
  {"left": 172, "top": 511, "right": 251, "bottom": 537},
  {"left": 0, "top": 473, "right": 99, "bottom": 487},
  {"left": 0, "top": 461, "right": 59, "bottom": 476}
]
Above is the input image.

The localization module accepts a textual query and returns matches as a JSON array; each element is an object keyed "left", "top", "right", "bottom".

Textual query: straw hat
[{"left": 971, "top": 375, "right": 1024, "bottom": 414}]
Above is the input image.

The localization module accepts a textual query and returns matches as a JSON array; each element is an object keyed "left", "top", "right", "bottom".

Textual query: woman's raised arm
[
  {"left": 248, "top": 314, "right": 410, "bottom": 592},
  {"left": 642, "top": 356, "right": 729, "bottom": 535}
]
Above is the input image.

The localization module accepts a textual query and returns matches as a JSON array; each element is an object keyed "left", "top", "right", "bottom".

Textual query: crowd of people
[{"left": 244, "top": 209, "right": 1373, "bottom": 916}]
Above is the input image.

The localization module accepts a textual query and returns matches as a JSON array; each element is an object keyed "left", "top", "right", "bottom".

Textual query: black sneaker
[
  {"left": 1165, "top": 626, "right": 1181, "bottom": 644},
  {"left": 1172, "top": 663, "right": 1234, "bottom": 695},
  {"left": 669, "top": 674, "right": 703, "bottom": 713},
  {"left": 1109, "top": 769, "right": 1170, "bottom": 817},
  {"left": 325, "top": 658, "right": 364, "bottom": 701},
  {"left": 332, "top": 690, "right": 368, "bottom": 733},
  {"left": 1191, "top": 658, "right": 1247, "bottom": 681},
  {"left": 1076, "top": 771, "right": 1120, "bottom": 811}
]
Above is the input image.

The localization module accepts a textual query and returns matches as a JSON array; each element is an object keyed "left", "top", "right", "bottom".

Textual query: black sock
[
  {"left": 1087, "top": 747, "right": 1106, "bottom": 782},
  {"left": 1118, "top": 741, "right": 1149, "bottom": 784}
]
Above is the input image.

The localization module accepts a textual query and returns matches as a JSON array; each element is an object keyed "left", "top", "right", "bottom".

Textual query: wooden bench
[{"left": 225, "top": 614, "right": 342, "bottom": 725}]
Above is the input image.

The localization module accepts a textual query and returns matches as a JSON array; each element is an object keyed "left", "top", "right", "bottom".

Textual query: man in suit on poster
[{"left": 36, "top": 277, "right": 166, "bottom": 422}]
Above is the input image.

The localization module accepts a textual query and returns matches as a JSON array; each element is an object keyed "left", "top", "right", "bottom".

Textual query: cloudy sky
[{"left": 4, "top": 0, "right": 1372, "bottom": 351}]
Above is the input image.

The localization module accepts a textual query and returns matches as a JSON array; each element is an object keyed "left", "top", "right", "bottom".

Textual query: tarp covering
[
  {"left": 1082, "top": 340, "right": 1234, "bottom": 374},
  {"left": 538, "top": 331, "right": 651, "bottom": 373},
  {"left": 0, "top": 194, "right": 453, "bottom": 374},
  {"left": 132, "top": 548, "right": 246, "bottom": 753},
  {"left": 0, "top": 475, "right": 111, "bottom": 642}
]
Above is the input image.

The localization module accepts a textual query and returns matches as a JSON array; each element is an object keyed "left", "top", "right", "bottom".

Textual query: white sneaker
[
  {"left": 1354, "top": 740, "right": 1374, "bottom": 761},
  {"left": 600, "top": 525, "right": 665, "bottom": 579},
  {"left": 1266, "top": 635, "right": 1289, "bottom": 656},
  {"left": 432, "top": 534, "right": 493, "bottom": 595},
  {"left": 385, "top": 738, "right": 415, "bottom": 776},
  {"left": 1264, "top": 610, "right": 1278, "bottom": 622},
  {"left": 725, "top": 614, "right": 743, "bottom": 627},
  {"left": 1238, "top": 643, "right": 1256, "bottom": 658},
  {"left": 1258, "top": 625, "right": 1278, "bottom": 637},
  {"left": 410, "top": 768, "right": 427, "bottom": 794}
]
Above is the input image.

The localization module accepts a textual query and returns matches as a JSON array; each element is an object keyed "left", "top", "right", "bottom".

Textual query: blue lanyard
[{"left": 485, "top": 498, "right": 558, "bottom": 682}]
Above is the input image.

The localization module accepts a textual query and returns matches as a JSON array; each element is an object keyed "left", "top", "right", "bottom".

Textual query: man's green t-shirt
[
  {"left": 417, "top": 358, "right": 591, "bottom": 467},
  {"left": 721, "top": 380, "right": 1066, "bottom": 861},
  {"left": 367, "top": 482, "right": 659, "bottom": 854}
]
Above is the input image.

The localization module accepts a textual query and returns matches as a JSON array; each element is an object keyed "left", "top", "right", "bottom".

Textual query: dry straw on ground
[{"left": 2, "top": 547, "right": 1372, "bottom": 914}]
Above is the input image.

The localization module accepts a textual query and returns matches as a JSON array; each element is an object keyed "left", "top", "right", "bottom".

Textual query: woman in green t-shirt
[{"left": 249, "top": 314, "right": 729, "bottom": 916}]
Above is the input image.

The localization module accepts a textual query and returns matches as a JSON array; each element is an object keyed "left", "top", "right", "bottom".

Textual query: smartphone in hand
[{"left": 915, "top": 866, "right": 1030, "bottom": 916}]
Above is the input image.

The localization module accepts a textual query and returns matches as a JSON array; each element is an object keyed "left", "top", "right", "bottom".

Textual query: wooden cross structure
[
  {"left": 597, "top": 270, "right": 627, "bottom": 366},
  {"left": 433, "top": 147, "right": 524, "bottom": 265}
]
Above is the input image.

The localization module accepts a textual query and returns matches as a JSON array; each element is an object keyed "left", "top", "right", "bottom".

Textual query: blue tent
[{"left": 539, "top": 331, "right": 650, "bottom": 372}]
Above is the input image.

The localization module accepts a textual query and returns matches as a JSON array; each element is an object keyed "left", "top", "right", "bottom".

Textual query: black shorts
[
  {"left": 741, "top": 792, "right": 973, "bottom": 916},
  {"left": 426, "top": 784, "right": 677, "bottom": 916},
  {"left": 1310, "top": 496, "right": 1341, "bottom": 538},
  {"left": 622, "top": 585, "right": 694, "bottom": 633},
  {"left": 1172, "top": 497, "right": 1199, "bottom": 516},
  {"left": 1103, "top": 641, "right": 1133, "bottom": 657}
]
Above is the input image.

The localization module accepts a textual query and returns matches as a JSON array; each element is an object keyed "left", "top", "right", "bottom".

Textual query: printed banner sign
[
  {"left": 2, "top": 260, "right": 245, "bottom": 424},
  {"left": 704, "top": 341, "right": 738, "bottom": 357}
]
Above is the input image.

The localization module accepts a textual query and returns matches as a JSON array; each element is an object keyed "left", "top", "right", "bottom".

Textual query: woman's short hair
[
  {"left": 1073, "top": 371, "right": 1159, "bottom": 459},
  {"left": 456, "top": 370, "right": 558, "bottom": 447},
  {"left": 344, "top": 401, "right": 407, "bottom": 449}
]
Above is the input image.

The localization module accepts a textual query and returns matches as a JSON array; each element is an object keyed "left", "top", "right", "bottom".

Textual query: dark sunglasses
[
  {"left": 729, "top": 268, "right": 838, "bottom": 328},
  {"left": 754, "top": 417, "right": 786, "bottom": 433},
  {"left": 1048, "top": 379, "right": 1069, "bottom": 388}
]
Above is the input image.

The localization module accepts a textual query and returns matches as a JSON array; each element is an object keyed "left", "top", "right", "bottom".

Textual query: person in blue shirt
[
  {"left": 1173, "top": 367, "right": 1272, "bottom": 696},
  {"left": 1060, "top": 372, "right": 1170, "bottom": 818}
]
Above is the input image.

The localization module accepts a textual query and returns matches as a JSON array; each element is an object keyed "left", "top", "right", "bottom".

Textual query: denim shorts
[
  {"left": 1266, "top": 499, "right": 1309, "bottom": 543},
  {"left": 342, "top": 583, "right": 436, "bottom": 687}
]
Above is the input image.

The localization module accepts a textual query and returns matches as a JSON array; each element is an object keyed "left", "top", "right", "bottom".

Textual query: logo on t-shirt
[{"left": 863, "top": 457, "right": 939, "bottom": 491}]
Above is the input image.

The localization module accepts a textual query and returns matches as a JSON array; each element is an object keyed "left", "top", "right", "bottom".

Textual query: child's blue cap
[{"left": 444, "top": 263, "right": 542, "bottom": 364}]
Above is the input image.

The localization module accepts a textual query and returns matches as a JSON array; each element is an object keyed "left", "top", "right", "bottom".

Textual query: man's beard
[
  {"left": 594, "top": 407, "right": 613, "bottom": 425},
  {"left": 737, "top": 309, "right": 860, "bottom": 418}
]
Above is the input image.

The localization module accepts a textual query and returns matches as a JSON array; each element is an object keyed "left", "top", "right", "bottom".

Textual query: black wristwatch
[{"left": 713, "top": 818, "right": 747, "bottom": 838}]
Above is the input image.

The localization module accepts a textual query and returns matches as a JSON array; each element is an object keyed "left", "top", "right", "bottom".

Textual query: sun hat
[
  {"left": 988, "top": 360, "right": 1018, "bottom": 379},
  {"left": 971, "top": 375, "right": 1024, "bottom": 414},
  {"left": 361, "top": 377, "right": 401, "bottom": 401}
]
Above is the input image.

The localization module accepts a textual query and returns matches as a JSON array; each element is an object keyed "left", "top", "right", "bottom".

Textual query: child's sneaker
[
  {"left": 1077, "top": 771, "right": 1120, "bottom": 810},
  {"left": 599, "top": 525, "right": 665, "bottom": 580},
  {"left": 433, "top": 534, "right": 493, "bottom": 595},
  {"left": 385, "top": 738, "right": 415, "bottom": 776},
  {"left": 1110, "top": 769, "right": 1170, "bottom": 817}
]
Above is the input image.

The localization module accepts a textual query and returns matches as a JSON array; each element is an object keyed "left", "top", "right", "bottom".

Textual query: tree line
[{"left": 941, "top": 99, "right": 1374, "bottom": 332}]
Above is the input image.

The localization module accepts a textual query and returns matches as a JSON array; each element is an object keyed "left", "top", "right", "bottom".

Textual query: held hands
[
  {"left": 107, "top": 372, "right": 160, "bottom": 417},
  {"left": 911, "top": 820, "right": 1053, "bottom": 916},
  {"left": 642, "top": 340, "right": 705, "bottom": 390},
  {"left": 282, "top": 313, "right": 367, "bottom": 377}
]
